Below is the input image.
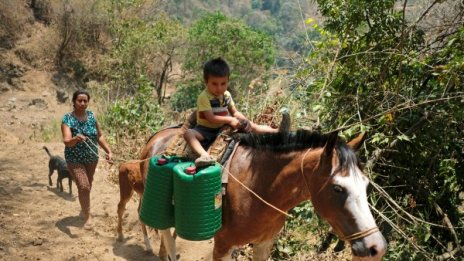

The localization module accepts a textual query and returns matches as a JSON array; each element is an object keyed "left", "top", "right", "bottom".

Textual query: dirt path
[{"left": 0, "top": 83, "right": 214, "bottom": 261}]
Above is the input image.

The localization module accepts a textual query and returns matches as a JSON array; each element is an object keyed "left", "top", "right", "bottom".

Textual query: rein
[
  {"left": 340, "top": 227, "right": 379, "bottom": 241},
  {"left": 299, "top": 148, "right": 380, "bottom": 242},
  {"left": 84, "top": 136, "right": 293, "bottom": 218},
  {"left": 220, "top": 164, "right": 293, "bottom": 219}
]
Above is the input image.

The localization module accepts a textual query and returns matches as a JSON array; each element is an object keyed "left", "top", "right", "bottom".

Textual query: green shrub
[
  {"left": 102, "top": 76, "right": 164, "bottom": 139},
  {"left": 170, "top": 80, "right": 202, "bottom": 112}
]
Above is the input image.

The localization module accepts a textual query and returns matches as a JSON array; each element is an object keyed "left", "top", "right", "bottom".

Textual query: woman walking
[{"left": 61, "top": 89, "right": 112, "bottom": 229}]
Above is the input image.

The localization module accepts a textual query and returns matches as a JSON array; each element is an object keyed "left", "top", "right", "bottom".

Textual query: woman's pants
[{"left": 67, "top": 162, "right": 98, "bottom": 216}]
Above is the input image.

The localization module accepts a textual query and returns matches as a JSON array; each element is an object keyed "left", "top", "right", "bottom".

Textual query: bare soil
[{"left": 0, "top": 74, "right": 214, "bottom": 261}]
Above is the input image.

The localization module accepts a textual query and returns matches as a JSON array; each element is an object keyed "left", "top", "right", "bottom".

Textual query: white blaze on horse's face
[
  {"left": 332, "top": 165, "right": 375, "bottom": 233},
  {"left": 330, "top": 162, "right": 387, "bottom": 260}
]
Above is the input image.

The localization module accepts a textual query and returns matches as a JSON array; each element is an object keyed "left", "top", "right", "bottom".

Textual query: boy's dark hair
[
  {"left": 72, "top": 89, "right": 91, "bottom": 102},
  {"left": 203, "top": 57, "right": 230, "bottom": 81}
]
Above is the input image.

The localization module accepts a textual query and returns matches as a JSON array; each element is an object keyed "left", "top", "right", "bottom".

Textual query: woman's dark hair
[
  {"left": 72, "top": 89, "right": 91, "bottom": 103},
  {"left": 203, "top": 57, "right": 230, "bottom": 81}
]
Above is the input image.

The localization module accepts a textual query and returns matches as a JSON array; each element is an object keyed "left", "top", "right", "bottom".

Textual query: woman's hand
[
  {"left": 75, "top": 134, "right": 87, "bottom": 142},
  {"left": 105, "top": 152, "right": 113, "bottom": 164}
]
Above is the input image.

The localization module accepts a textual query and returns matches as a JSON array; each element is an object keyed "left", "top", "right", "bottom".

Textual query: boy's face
[{"left": 205, "top": 75, "right": 228, "bottom": 97}]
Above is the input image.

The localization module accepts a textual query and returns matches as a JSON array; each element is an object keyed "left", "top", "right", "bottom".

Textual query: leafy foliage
[
  {"left": 101, "top": 75, "right": 164, "bottom": 139},
  {"left": 182, "top": 12, "right": 276, "bottom": 100},
  {"left": 169, "top": 80, "right": 202, "bottom": 112},
  {"left": 102, "top": 0, "right": 184, "bottom": 103},
  {"left": 292, "top": 0, "right": 464, "bottom": 258}
]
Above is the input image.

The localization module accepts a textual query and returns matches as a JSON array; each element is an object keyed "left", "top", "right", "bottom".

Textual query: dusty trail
[{"left": 0, "top": 84, "right": 214, "bottom": 261}]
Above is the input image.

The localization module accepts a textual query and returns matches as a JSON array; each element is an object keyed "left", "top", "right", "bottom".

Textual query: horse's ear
[
  {"left": 278, "top": 111, "right": 291, "bottom": 133},
  {"left": 322, "top": 131, "right": 339, "bottom": 159},
  {"left": 347, "top": 132, "right": 366, "bottom": 152}
]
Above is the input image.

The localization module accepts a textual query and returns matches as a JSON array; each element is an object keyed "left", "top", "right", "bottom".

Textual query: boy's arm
[
  {"left": 228, "top": 106, "right": 252, "bottom": 131},
  {"left": 202, "top": 110, "right": 241, "bottom": 129}
]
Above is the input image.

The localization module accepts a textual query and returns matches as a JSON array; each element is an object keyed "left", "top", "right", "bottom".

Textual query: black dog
[{"left": 43, "top": 146, "right": 72, "bottom": 194}]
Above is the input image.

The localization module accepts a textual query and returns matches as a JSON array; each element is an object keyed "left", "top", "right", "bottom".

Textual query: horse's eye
[{"left": 333, "top": 185, "right": 344, "bottom": 193}]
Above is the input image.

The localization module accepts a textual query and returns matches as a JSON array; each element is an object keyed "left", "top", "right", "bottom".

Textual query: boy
[{"left": 184, "top": 57, "right": 278, "bottom": 167}]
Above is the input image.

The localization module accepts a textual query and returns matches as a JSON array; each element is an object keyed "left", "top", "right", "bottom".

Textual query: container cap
[
  {"left": 185, "top": 166, "right": 196, "bottom": 175},
  {"left": 157, "top": 157, "right": 168, "bottom": 165}
]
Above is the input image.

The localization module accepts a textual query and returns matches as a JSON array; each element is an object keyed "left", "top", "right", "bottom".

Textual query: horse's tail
[{"left": 43, "top": 146, "right": 53, "bottom": 158}]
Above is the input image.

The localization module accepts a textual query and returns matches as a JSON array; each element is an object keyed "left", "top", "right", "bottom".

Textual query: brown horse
[
  {"left": 141, "top": 127, "right": 387, "bottom": 260},
  {"left": 117, "top": 127, "right": 181, "bottom": 254},
  {"left": 116, "top": 161, "right": 153, "bottom": 250}
]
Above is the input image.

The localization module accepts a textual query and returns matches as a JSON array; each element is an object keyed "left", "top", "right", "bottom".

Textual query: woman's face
[{"left": 73, "top": 94, "right": 89, "bottom": 111}]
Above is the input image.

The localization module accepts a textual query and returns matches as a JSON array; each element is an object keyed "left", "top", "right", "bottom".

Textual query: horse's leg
[
  {"left": 116, "top": 195, "right": 131, "bottom": 241},
  {"left": 159, "top": 229, "right": 176, "bottom": 261},
  {"left": 117, "top": 166, "right": 134, "bottom": 241},
  {"left": 253, "top": 239, "right": 275, "bottom": 261},
  {"left": 213, "top": 238, "right": 235, "bottom": 261},
  {"left": 137, "top": 197, "right": 153, "bottom": 252}
]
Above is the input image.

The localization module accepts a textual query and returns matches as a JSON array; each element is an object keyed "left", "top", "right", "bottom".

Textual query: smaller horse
[
  {"left": 116, "top": 161, "right": 153, "bottom": 251},
  {"left": 117, "top": 144, "right": 177, "bottom": 256}
]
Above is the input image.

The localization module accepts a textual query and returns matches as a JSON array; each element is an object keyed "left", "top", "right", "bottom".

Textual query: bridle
[{"left": 299, "top": 148, "right": 380, "bottom": 242}]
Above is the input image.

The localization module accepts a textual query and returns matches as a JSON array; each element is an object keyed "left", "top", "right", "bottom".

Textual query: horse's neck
[{"left": 243, "top": 150, "right": 313, "bottom": 212}]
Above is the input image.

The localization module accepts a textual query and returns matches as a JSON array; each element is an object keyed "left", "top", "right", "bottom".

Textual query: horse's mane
[
  {"left": 235, "top": 129, "right": 360, "bottom": 171},
  {"left": 236, "top": 129, "right": 338, "bottom": 151}
]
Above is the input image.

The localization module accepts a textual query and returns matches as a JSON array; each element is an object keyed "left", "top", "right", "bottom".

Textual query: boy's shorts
[{"left": 193, "top": 125, "right": 221, "bottom": 149}]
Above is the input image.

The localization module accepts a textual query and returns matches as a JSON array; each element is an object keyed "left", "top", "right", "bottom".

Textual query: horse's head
[{"left": 308, "top": 132, "right": 387, "bottom": 260}]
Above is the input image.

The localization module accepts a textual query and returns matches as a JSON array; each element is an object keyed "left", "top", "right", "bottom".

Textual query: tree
[
  {"left": 182, "top": 12, "right": 276, "bottom": 99},
  {"left": 291, "top": 0, "right": 464, "bottom": 258},
  {"left": 105, "top": 2, "right": 184, "bottom": 104}
]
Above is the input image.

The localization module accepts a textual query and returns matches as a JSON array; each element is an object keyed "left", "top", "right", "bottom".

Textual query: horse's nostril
[{"left": 369, "top": 246, "right": 378, "bottom": 256}]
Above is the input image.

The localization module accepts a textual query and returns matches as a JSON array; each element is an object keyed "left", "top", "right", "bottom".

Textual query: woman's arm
[
  {"left": 61, "top": 123, "right": 86, "bottom": 147},
  {"left": 96, "top": 121, "right": 113, "bottom": 162}
]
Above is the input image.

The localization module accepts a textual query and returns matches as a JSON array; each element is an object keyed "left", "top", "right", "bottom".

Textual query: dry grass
[{"left": 0, "top": 1, "right": 34, "bottom": 48}]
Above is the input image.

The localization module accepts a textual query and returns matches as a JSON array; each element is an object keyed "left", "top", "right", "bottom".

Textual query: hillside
[
  {"left": 0, "top": 3, "right": 347, "bottom": 261},
  {"left": 0, "top": 4, "right": 216, "bottom": 261}
]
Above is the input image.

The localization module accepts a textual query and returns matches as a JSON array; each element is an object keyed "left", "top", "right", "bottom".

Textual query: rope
[
  {"left": 300, "top": 148, "right": 313, "bottom": 199},
  {"left": 84, "top": 133, "right": 293, "bottom": 218},
  {"left": 81, "top": 137, "right": 148, "bottom": 164},
  {"left": 220, "top": 165, "right": 293, "bottom": 218},
  {"left": 340, "top": 227, "right": 379, "bottom": 241},
  {"left": 299, "top": 147, "right": 382, "bottom": 242}
]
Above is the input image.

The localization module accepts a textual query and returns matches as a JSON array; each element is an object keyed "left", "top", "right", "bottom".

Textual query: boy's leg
[
  {"left": 184, "top": 129, "right": 208, "bottom": 156},
  {"left": 250, "top": 122, "right": 279, "bottom": 134},
  {"left": 184, "top": 128, "right": 216, "bottom": 167}
]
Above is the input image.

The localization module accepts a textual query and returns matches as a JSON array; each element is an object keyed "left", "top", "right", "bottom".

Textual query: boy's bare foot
[{"left": 195, "top": 155, "right": 216, "bottom": 167}]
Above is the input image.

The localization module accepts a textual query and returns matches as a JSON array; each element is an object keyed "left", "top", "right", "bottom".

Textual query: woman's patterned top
[{"left": 62, "top": 110, "right": 99, "bottom": 164}]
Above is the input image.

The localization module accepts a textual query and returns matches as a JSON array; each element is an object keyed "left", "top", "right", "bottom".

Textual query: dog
[{"left": 43, "top": 146, "right": 72, "bottom": 194}]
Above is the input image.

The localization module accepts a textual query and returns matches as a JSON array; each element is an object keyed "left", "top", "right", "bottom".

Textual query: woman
[{"left": 61, "top": 89, "right": 112, "bottom": 229}]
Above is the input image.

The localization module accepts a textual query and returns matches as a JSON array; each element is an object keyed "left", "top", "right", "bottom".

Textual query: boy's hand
[
  {"left": 229, "top": 117, "right": 241, "bottom": 129},
  {"left": 239, "top": 119, "right": 252, "bottom": 133}
]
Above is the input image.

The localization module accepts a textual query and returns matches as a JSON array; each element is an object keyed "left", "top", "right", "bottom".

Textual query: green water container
[
  {"left": 140, "top": 155, "right": 183, "bottom": 229},
  {"left": 173, "top": 162, "right": 222, "bottom": 241}
]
